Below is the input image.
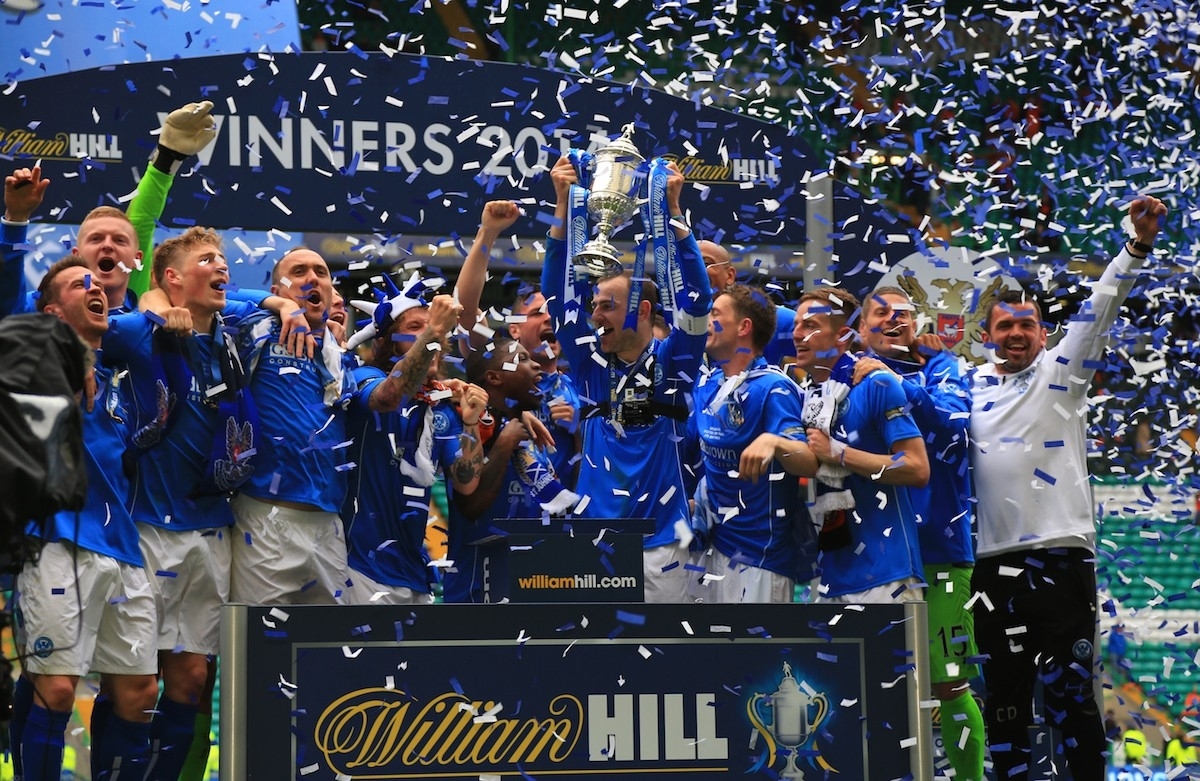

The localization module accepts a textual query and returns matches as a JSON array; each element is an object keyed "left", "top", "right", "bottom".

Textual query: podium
[{"left": 468, "top": 518, "right": 653, "bottom": 603}]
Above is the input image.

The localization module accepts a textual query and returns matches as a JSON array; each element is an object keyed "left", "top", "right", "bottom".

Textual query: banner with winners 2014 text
[{"left": 0, "top": 52, "right": 812, "bottom": 247}]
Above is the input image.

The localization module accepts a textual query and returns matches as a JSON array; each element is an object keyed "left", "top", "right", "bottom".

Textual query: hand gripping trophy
[{"left": 560, "top": 123, "right": 689, "bottom": 322}]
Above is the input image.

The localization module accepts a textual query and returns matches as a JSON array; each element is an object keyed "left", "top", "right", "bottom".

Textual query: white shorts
[
  {"left": 685, "top": 549, "right": 710, "bottom": 603},
  {"left": 229, "top": 494, "right": 347, "bottom": 606},
  {"left": 16, "top": 543, "right": 157, "bottom": 677},
  {"left": 815, "top": 576, "right": 925, "bottom": 605},
  {"left": 343, "top": 567, "right": 435, "bottom": 606},
  {"left": 139, "top": 522, "right": 230, "bottom": 656},
  {"left": 698, "top": 549, "right": 795, "bottom": 604},
  {"left": 642, "top": 543, "right": 691, "bottom": 604}
]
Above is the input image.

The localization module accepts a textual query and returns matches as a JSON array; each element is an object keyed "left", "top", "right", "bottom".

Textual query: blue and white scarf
[{"left": 801, "top": 353, "right": 856, "bottom": 533}]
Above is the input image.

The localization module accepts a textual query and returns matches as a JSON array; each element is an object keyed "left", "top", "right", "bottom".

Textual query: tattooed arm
[
  {"left": 368, "top": 294, "right": 459, "bottom": 413},
  {"left": 450, "top": 424, "right": 484, "bottom": 496},
  {"left": 453, "top": 412, "right": 552, "bottom": 520},
  {"left": 447, "top": 381, "right": 488, "bottom": 496},
  {"left": 452, "top": 418, "right": 522, "bottom": 520}
]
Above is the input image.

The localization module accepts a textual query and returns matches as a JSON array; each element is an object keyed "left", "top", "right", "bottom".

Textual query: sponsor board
[{"left": 222, "top": 603, "right": 931, "bottom": 779}]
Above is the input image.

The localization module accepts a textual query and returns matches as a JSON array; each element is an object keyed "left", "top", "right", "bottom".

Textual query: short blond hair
[
  {"left": 79, "top": 206, "right": 135, "bottom": 236},
  {"left": 153, "top": 226, "right": 223, "bottom": 287}
]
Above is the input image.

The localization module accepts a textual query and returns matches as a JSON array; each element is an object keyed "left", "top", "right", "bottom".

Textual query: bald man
[
  {"left": 228, "top": 247, "right": 355, "bottom": 607},
  {"left": 700, "top": 240, "right": 795, "bottom": 366}
]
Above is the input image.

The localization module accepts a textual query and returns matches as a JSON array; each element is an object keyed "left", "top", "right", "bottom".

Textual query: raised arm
[
  {"left": 126, "top": 100, "right": 219, "bottom": 295},
  {"left": 546, "top": 155, "right": 574, "bottom": 242},
  {"left": 454, "top": 200, "right": 520, "bottom": 342},
  {"left": 367, "top": 294, "right": 460, "bottom": 413},
  {"left": 1, "top": 166, "right": 50, "bottom": 317},
  {"left": 657, "top": 166, "right": 710, "bottom": 363},
  {"left": 1053, "top": 195, "right": 1167, "bottom": 394},
  {"left": 442, "top": 379, "right": 488, "bottom": 496},
  {"left": 540, "top": 157, "right": 591, "bottom": 370}
]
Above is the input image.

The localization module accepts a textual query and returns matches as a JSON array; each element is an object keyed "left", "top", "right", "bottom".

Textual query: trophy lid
[
  {"left": 597, "top": 122, "right": 645, "bottom": 163},
  {"left": 774, "top": 675, "right": 802, "bottom": 695}
]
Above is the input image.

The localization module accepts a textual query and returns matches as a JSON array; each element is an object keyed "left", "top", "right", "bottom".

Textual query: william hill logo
[
  {"left": 0, "top": 128, "right": 123, "bottom": 162},
  {"left": 315, "top": 688, "right": 584, "bottom": 772},
  {"left": 314, "top": 686, "right": 729, "bottom": 776},
  {"left": 516, "top": 574, "right": 639, "bottom": 590},
  {"left": 662, "top": 153, "right": 779, "bottom": 184}
]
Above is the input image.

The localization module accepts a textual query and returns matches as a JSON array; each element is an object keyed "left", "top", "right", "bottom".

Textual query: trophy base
[
  {"left": 780, "top": 749, "right": 806, "bottom": 781},
  {"left": 573, "top": 241, "right": 623, "bottom": 278}
]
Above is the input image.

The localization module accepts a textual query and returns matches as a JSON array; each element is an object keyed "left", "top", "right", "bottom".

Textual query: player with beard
[
  {"left": 341, "top": 275, "right": 488, "bottom": 605},
  {"left": 542, "top": 155, "right": 711, "bottom": 603},
  {"left": 225, "top": 248, "right": 357, "bottom": 606},
  {"left": 3, "top": 169, "right": 158, "bottom": 781},
  {"left": 968, "top": 197, "right": 1167, "bottom": 781},
  {"left": 447, "top": 338, "right": 560, "bottom": 603},
  {"left": 855, "top": 287, "right": 984, "bottom": 781}
]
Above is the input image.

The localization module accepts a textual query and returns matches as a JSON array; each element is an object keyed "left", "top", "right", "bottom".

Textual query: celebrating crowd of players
[{"left": 0, "top": 99, "right": 1170, "bottom": 781}]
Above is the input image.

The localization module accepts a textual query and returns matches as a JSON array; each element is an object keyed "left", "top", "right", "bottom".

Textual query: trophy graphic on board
[
  {"left": 573, "top": 123, "right": 647, "bottom": 276},
  {"left": 747, "top": 661, "right": 830, "bottom": 780}
]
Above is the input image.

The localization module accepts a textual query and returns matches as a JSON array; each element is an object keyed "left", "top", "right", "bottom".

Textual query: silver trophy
[
  {"left": 574, "top": 123, "right": 646, "bottom": 277},
  {"left": 749, "top": 662, "right": 830, "bottom": 780}
]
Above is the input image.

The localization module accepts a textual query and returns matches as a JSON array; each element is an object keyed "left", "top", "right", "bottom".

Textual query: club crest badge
[{"left": 876, "top": 247, "right": 1021, "bottom": 362}]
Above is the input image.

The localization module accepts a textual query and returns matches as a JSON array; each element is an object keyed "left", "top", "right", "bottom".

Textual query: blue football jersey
[
  {"left": 875, "top": 350, "right": 974, "bottom": 566},
  {"left": 103, "top": 303, "right": 259, "bottom": 530},
  {"left": 342, "top": 366, "right": 464, "bottom": 593},
  {"left": 690, "top": 358, "right": 810, "bottom": 578},
  {"left": 813, "top": 370, "right": 925, "bottom": 597},
  {"left": 239, "top": 316, "right": 349, "bottom": 512},
  {"left": 541, "top": 234, "right": 710, "bottom": 547}
]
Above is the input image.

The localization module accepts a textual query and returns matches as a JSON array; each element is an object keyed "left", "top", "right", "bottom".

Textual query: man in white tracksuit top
[{"left": 969, "top": 195, "right": 1167, "bottom": 781}]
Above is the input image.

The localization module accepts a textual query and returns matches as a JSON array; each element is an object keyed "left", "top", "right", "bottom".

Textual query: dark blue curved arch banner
[{"left": 0, "top": 52, "right": 814, "bottom": 246}]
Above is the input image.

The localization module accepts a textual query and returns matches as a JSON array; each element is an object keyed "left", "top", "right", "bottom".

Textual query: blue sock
[
  {"left": 20, "top": 703, "right": 70, "bottom": 781},
  {"left": 146, "top": 696, "right": 197, "bottom": 781},
  {"left": 9, "top": 676, "right": 34, "bottom": 776},
  {"left": 95, "top": 715, "right": 152, "bottom": 781},
  {"left": 90, "top": 694, "right": 114, "bottom": 780}
]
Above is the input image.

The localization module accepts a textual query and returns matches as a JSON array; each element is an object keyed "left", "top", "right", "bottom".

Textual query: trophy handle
[
  {"left": 810, "top": 693, "right": 830, "bottom": 732},
  {"left": 746, "top": 693, "right": 778, "bottom": 765}
]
